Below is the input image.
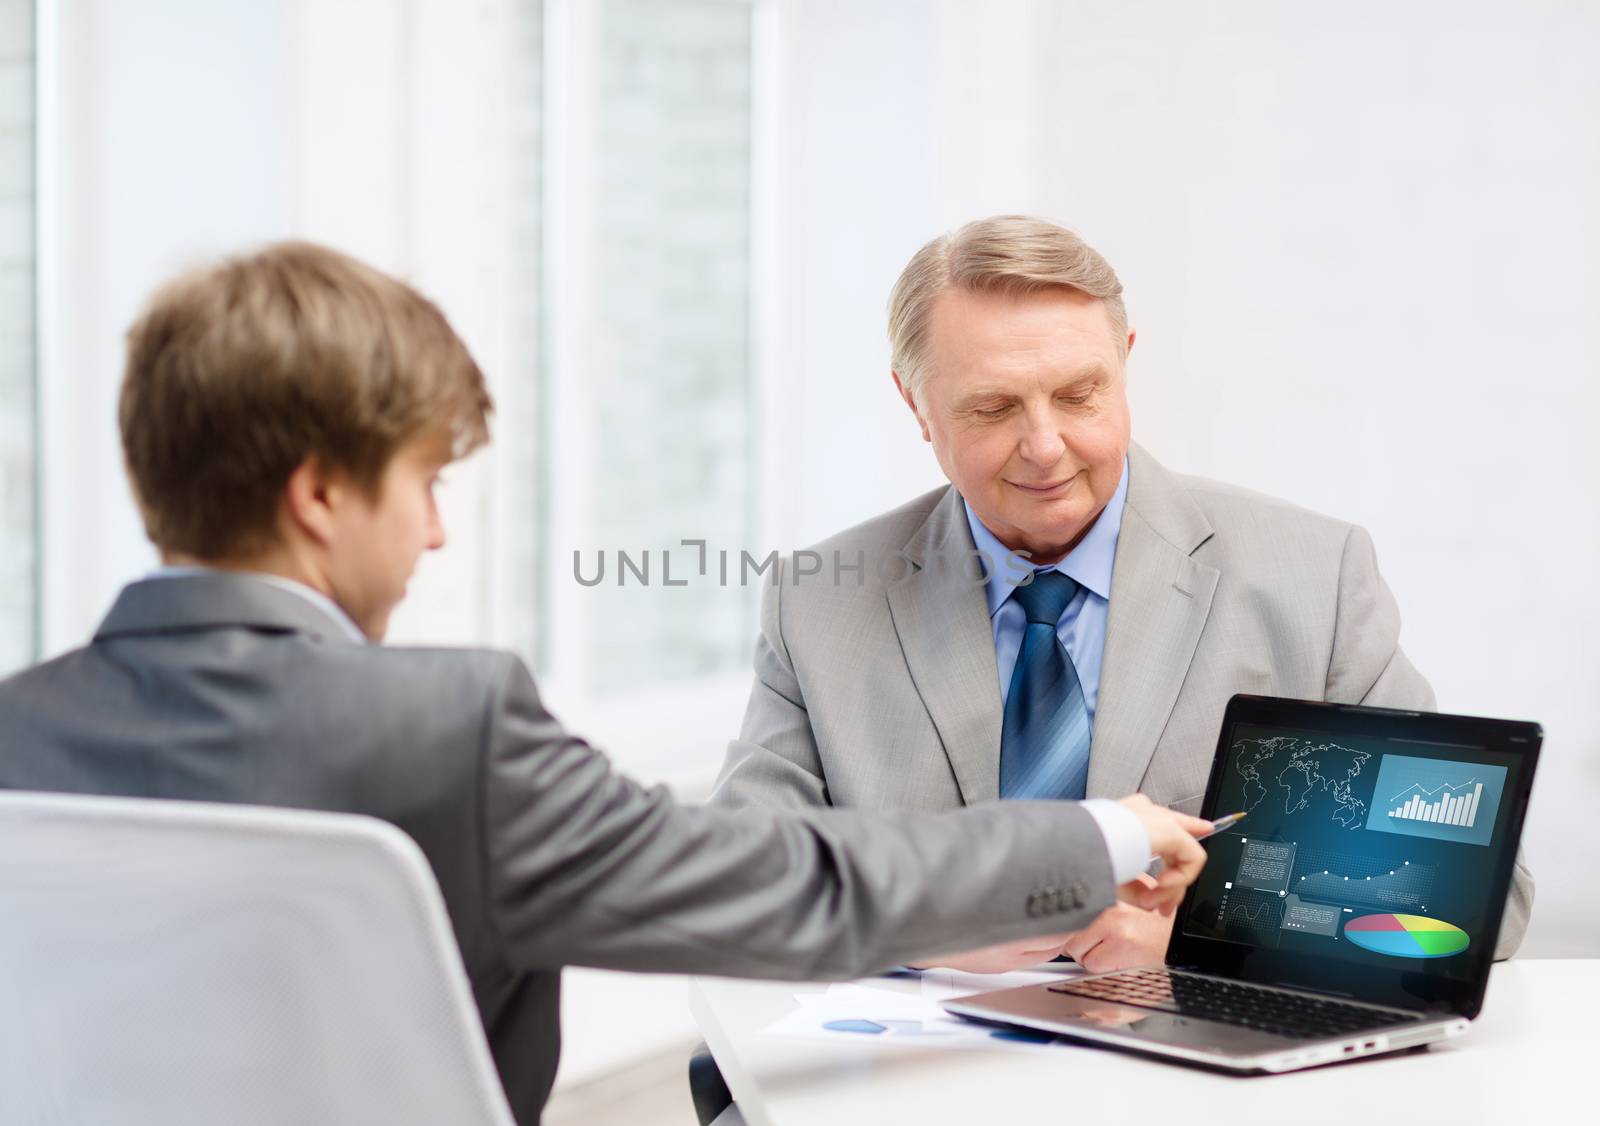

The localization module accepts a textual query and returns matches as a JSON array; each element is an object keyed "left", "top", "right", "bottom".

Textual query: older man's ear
[{"left": 891, "top": 369, "right": 932, "bottom": 443}]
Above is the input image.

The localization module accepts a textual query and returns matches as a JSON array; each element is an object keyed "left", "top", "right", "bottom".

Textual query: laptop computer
[{"left": 944, "top": 694, "right": 1541, "bottom": 1072}]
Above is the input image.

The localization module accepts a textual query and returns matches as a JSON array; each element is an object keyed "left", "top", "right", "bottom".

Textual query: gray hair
[{"left": 887, "top": 215, "right": 1127, "bottom": 398}]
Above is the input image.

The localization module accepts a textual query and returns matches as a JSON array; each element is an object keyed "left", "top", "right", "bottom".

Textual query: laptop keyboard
[{"left": 1048, "top": 968, "right": 1422, "bottom": 1040}]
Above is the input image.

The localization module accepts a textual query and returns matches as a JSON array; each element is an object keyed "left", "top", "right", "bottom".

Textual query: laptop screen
[{"left": 1168, "top": 696, "right": 1539, "bottom": 1016}]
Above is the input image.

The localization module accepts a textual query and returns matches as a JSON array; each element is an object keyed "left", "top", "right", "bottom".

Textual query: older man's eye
[{"left": 971, "top": 405, "right": 1012, "bottom": 419}]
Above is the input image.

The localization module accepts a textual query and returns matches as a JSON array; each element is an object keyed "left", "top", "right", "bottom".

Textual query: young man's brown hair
[{"left": 119, "top": 241, "right": 493, "bottom": 560}]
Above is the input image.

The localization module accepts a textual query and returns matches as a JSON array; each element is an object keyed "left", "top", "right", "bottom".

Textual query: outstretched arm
[{"left": 480, "top": 656, "right": 1128, "bottom": 981}]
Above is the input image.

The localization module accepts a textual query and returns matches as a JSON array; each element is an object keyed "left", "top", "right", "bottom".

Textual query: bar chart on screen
[
  {"left": 1387, "top": 781, "right": 1484, "bottom": 828},
  {"left": 1365, "top": 755, "right": 1506, "bottom": 847}
]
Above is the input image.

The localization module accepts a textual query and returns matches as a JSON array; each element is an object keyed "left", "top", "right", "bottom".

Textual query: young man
[{"left": 0, "top": 242, "right": 1210, "bottom": 1124}]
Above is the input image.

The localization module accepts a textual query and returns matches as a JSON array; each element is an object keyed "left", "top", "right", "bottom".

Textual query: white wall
[
  {"left": 776, "top": 0, "right": 1600, "bottom": 955},
  {"left": 762, "top": 0, "right": 946, "bottom": 543}
]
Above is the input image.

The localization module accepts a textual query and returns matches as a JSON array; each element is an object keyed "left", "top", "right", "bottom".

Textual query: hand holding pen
[
  {"left": 1113, "top": 796, "right": 1221, "bottom": 912},
  {"left": 1145, "top": 810, "right": 1247, "bottom": 878}
]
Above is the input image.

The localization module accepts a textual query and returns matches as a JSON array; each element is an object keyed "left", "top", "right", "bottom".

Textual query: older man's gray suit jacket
[
  {"left": 715, "top": 443, "right": 1533, "bottom": 958},
  {"left": 0, "top": 574, "right": 1123, "bottom": 1124}
]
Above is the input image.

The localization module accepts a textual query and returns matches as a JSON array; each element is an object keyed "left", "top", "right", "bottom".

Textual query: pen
[{"left": 1143, "top": 811, "right": 1247, "bottom": 878}]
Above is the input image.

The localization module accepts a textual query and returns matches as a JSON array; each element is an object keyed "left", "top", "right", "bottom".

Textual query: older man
[{"left": 715, "top": 215, "right": 1533, "bottom": 971}]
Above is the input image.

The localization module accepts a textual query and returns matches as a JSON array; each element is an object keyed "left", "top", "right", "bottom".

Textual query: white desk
[{"left": 692, "top": 960, "right": 1598, "bottom": 1126}]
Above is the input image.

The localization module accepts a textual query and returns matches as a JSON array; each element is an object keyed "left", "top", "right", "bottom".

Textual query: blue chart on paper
[
  {"left": 823, "top": 1020, "right": 886, "bottom": 1034},
  {"left": 1364, "top": 754, "right": 1506, "bottom": 847}
]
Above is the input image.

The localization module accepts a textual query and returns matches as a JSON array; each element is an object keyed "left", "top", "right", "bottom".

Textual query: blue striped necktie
[{"left": 998, "top": 570, "right": 1092, "bottom": 800}]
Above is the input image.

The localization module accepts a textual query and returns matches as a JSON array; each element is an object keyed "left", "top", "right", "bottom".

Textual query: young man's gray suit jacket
[
  {"left": 0, "top": 574, "right": 1124, "bottom": 1125},
  {"left": 714, "top": 442, "right": 1533, "bottom": 958}
]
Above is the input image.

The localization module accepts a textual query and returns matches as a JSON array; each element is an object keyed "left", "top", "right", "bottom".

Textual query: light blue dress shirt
[
  {"left": 962, "top": 458, "right": 1145, "bottom": 880},
  {"left": 963, "top": 456, "right": 1129, "bottom": 722}
]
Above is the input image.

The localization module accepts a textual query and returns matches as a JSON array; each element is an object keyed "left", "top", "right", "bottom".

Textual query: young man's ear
[
  {"left": 892, "top": 369, "right": 933, "bottom": 443},
  {"left": 282, "top": 457, "right": 344, "bottom": 547}
]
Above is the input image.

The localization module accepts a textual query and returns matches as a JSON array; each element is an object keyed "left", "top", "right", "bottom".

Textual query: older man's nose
[{"left": 1017, "top": 415, "right": 1066, "bottom": 465}]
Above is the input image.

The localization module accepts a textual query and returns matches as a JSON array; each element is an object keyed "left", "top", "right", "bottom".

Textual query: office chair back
[{"left": 0, "top": 790, "right": 517, "bottom": 1126}]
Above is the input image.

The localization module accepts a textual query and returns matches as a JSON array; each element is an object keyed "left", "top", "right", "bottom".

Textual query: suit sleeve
[
  {"left": 1326, "top": 525, "right": 1533, "bottom": 959},
  {"left": 475, "top": 655, "right": 1117, "bottom": 979},
  {"left": 711, "top": 568, "right": 836, "bottom": 811}
]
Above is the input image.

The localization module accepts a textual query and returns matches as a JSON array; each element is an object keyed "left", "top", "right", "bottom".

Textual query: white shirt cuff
[{"left": 1082, "top": 798, "right": 1152, "bottom": 885}]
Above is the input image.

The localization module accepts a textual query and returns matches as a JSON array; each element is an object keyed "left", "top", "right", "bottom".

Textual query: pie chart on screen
[{"left": 1344, "top": 913, "right": 1469, "bottom": 958}]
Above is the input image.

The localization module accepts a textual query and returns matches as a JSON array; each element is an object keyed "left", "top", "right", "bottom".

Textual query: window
[
  {"left": 536, "top": 0, "right": 767, "bottom": 779},
  {"left": 0, "top": 0, "right": 36, "bottom": 674}
]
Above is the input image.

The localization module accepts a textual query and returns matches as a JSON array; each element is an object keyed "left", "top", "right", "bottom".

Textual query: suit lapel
[
  {"left": 1088, "top": 445, "right": 1220, "bottom": 799},
  {"left": 886, "top": 488, "right": 1004, "bottom": 805}
]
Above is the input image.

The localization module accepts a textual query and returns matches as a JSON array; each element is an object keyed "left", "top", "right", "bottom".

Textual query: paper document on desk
[{"left": 761, "top": 968, "right": 1085, "bottom": 1051}]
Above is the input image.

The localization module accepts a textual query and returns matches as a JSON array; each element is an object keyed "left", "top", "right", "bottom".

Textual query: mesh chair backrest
[{"left": 0, "top": 791, "right": 517, "bottom": 1126}]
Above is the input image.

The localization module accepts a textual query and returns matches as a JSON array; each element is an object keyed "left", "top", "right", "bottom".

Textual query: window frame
[{"left": 534, "top": 0, "right": 780, "bottom": 787}]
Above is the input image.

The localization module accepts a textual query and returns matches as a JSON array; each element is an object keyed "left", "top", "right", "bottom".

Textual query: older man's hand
[
  {"left": 1062, "top": 894, "right": 1177, "bottom": 973},
  {"left": 1050, "top": 794, "right": 1206, "bottom": 972}
]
